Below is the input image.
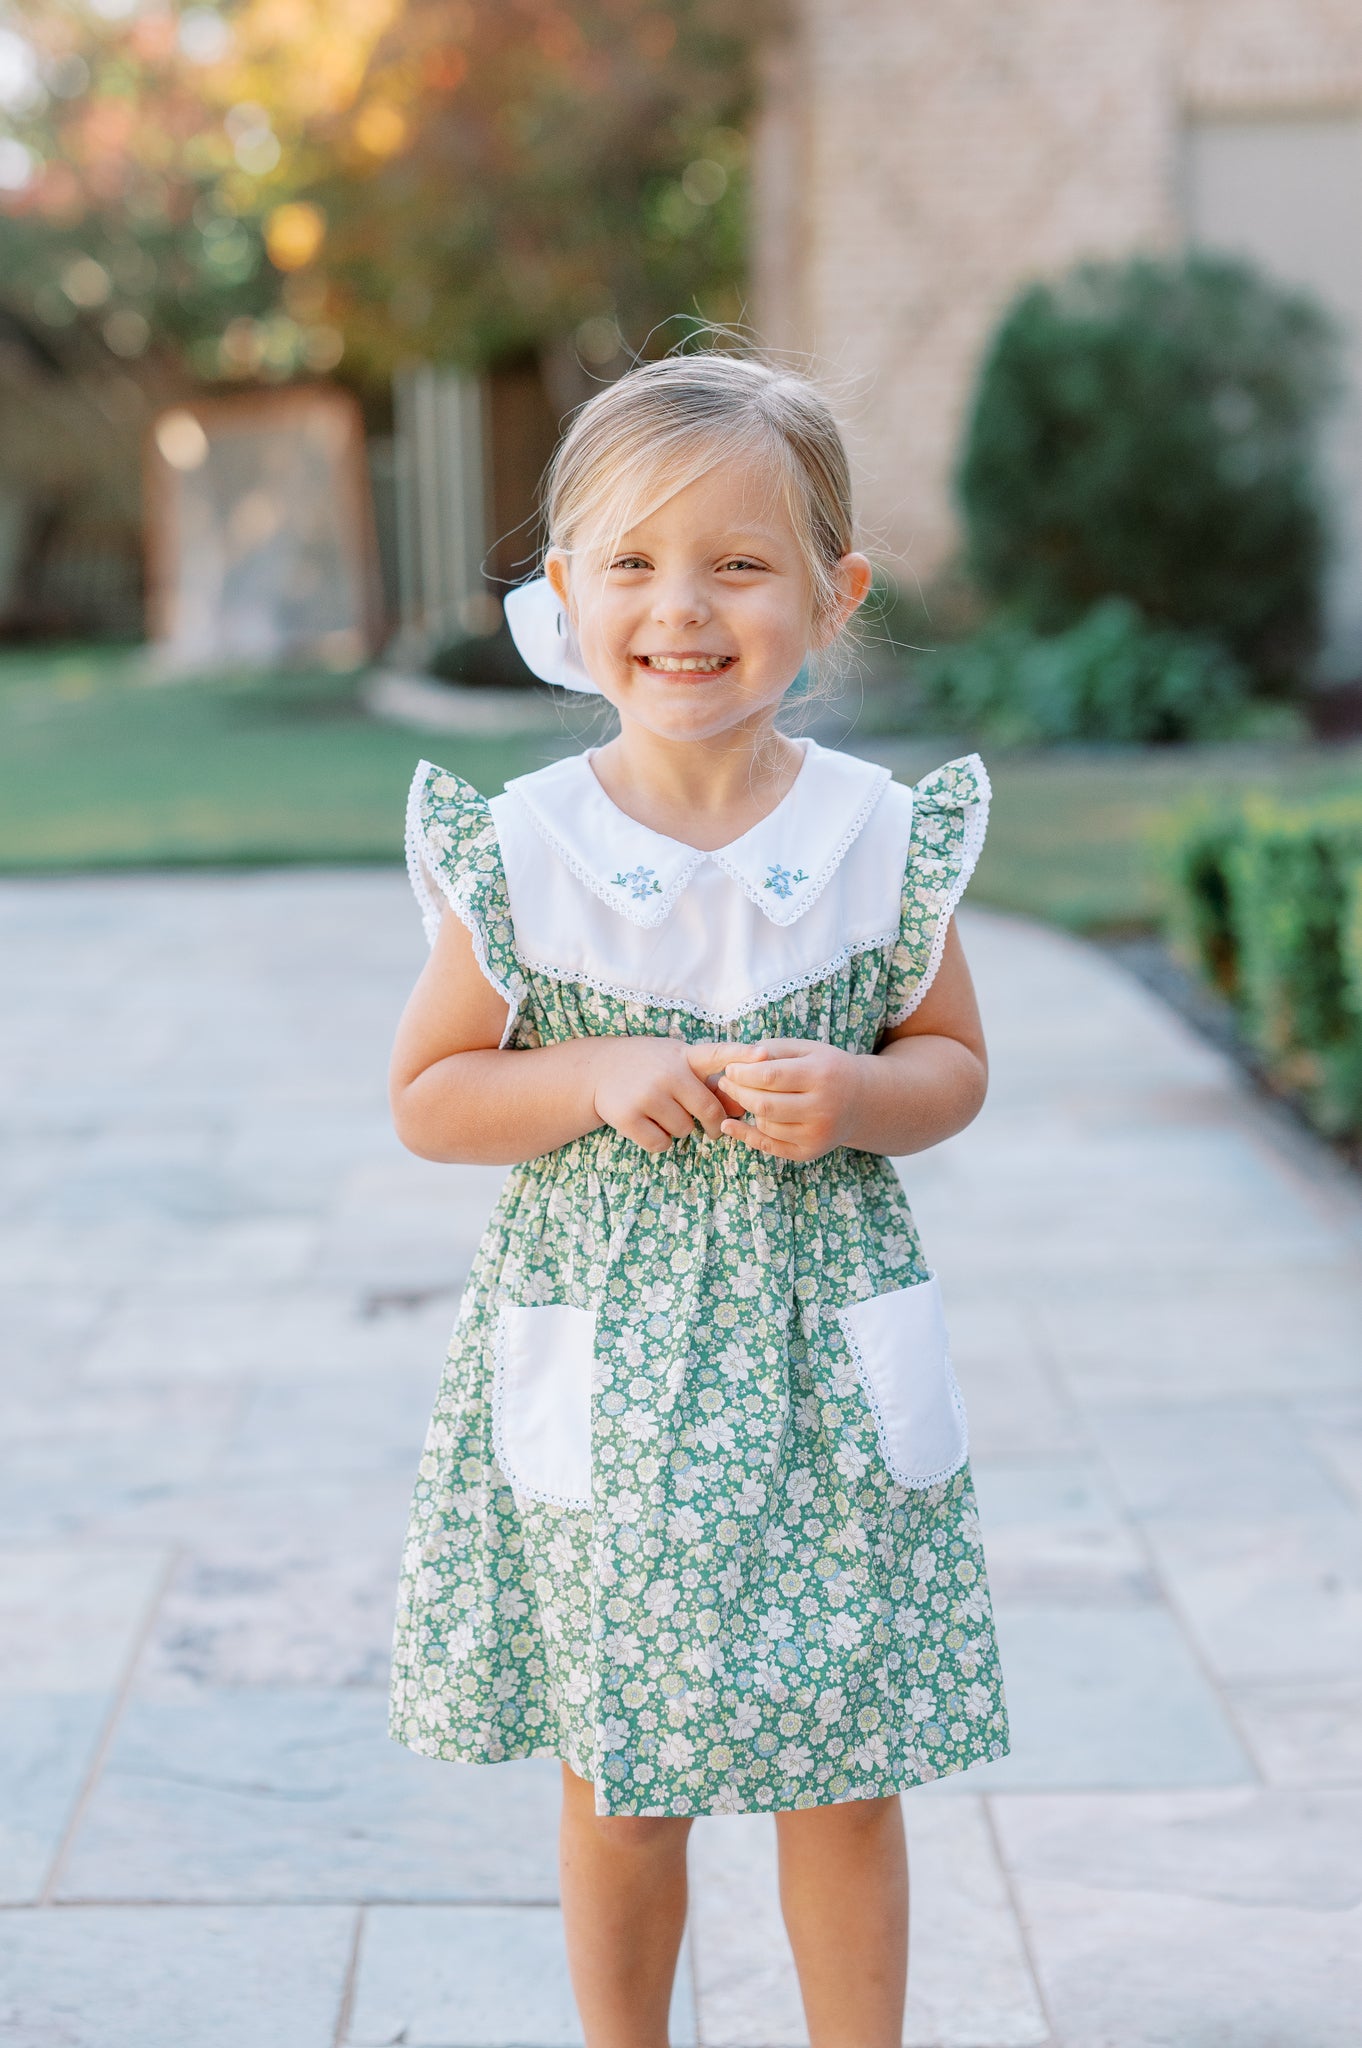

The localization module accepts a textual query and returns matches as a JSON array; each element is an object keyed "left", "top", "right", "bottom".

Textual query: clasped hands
[{"left": 590, "top": 1034, "right": 862, "bottom": 1163}]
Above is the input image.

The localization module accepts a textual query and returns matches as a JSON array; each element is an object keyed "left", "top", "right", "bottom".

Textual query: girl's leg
[
  {"left": 774, "top": 1793, "right": 909, "bottom": 2048},
  {"left": 558, "top": 1761, "right": 694, "bottom": 2048}
]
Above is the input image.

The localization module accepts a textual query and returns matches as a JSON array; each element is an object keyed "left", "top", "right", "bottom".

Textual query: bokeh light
[
  {"left": 265, "top": 200, "right": 326, "bottom": 271},
  {"left": 353, "top": 101, "right": 408, "bottom": 157},
  {"left": 154, "top": 409, "right": 210, "bottom": 470},
  {"left": 60, "top": 254, "right": 111, "bottom": 307}
]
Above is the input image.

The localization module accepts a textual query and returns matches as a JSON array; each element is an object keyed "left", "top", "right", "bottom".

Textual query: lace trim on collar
[{"left": 518, "top": 927, "right": 898, "bottom": 1029}]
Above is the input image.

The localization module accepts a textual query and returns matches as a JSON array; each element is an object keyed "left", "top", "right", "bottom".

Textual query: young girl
[{"left": 387, "top": 352, "right": 1009, "bottom": 2048}]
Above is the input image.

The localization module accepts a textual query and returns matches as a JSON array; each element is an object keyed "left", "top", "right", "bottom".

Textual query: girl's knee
[
  {"left": 776, "top": 1792, "right": 902, "bottom": 1839},
  {"left": 561, "top": 1770, "right": 692, "bottom": 1853},
  {"left": 587, "top": 1811, "right": 692, "bottom": 1854}
]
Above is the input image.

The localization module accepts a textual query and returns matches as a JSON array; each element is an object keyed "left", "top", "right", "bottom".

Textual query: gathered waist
[{"left": 517, "top": 1121, "right": 893, "bottom": 1191}]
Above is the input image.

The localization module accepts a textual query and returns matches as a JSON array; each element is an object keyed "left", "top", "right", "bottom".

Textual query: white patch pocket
[
  {"left": 492, "top": 1301, "right": 596, "bottom": 1510},
  {"left": 835, "top": 1273, "right": 968, "bottom": 1489}
]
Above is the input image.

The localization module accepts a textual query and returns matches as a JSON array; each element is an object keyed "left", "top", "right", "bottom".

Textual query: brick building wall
[{"left": 753, "top": 0, "right": 1362, "bottom": 593}]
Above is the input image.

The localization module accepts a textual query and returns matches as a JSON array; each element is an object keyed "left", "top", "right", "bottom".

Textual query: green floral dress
[{"left": 388, "top": 739, "right": 1009, "bottom": 1816}]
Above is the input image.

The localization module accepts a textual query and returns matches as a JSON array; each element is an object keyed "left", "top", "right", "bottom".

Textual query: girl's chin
[{"left": 618, "top": 701, "right": 788, "bottom": 746}]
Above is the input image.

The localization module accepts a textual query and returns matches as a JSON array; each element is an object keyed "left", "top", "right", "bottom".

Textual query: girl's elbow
[
  {"left": 389, "top": 1074, "right": 454, "bottom": 1161},
  {"left": 960, "top": 1048, "right": 989, "bottom": 1127}
]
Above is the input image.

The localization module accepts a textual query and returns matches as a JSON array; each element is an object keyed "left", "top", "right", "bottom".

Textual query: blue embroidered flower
[
  {"left": 763, "top": 863, "right": 809, "bottom": 900},
  {"left": 612, "top": 865, "right": 662, "bottom": 901}
]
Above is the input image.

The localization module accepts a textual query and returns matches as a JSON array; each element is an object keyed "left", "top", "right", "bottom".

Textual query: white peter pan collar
[{"left": 501, "top": 738, "right": 893, "bottom": 929}]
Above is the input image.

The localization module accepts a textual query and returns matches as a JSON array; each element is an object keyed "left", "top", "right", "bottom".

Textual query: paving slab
[
  {"left": 1031, "top": 1273, "right": 1362, "bottom": 1402},
  {"left": 136, "top": 1512, "right": 408, "bottom": 1693},
  {"left": 0, "top": 1381, "right": 238, "bottom": 1543},
  {"left": 56, "top": 1689, "right": 563, "bottom": 1903},
  {"left": 687, "top": 1815, "right": 806, "bottom": 2046},
  {"left": 0, "top": 1284, "right": 109, "bottom": 1369},
  {"left": 1225, "top": 1676, "right": 1362, "bottom": 1786},
  {"left": 0, "top": 1904, "right": 355, "bottom": 2048},
  {"left": 78, "top": 1284, "right": 459, "bottom": 1383},
  {"left": 994, "top": 1785, "right": 1362, "bottom": 1908},
  {"left": 936, "top": 1296, "right": 1086, "bottom": 1463},
  {"left": 0, "top": 1214, "right": 321, "bottom": 1290},
  {"left": 998, "top": 1872, "right": 1362, "bottom": 2048},
  {"left": 0, "top": 1545, "right": 167, "bottom": 1692},
  {"left": 217, "top": 1363, "right": 445, "bottom": 1481},
  {"left": 993, "top": 1789, "right": 1362, "bottom": 2048},
  {"left": 1083, "top": 1397, "right": 1353, "bottom": 1521},
  {"left": 1135, "top": 1507, "right": 1362, "bottom": 1686},
  {"left": 971, "top": 1460, "right": 1157, "bottom": 1606},
  {"left": 0, "top": 1695, "right": 107, "bottom": 1903},
  {"left": 935, "top": 1603, "right": 1252, "bottom": 1793},
  {"left": 1292, "top": 1391, "right": 1362, "bottom": 1507},
  {"left": 346, "top": 1906, "right": 698, "bottom": 2047}
]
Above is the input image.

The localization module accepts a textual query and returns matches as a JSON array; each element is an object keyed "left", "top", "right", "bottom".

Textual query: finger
[
  {"left": 685, "top": 1039, "right": 748, "bottom": 1084},
  {"left": 650, "top": 1095, "right": 700, "bottom": 1141},
  {"left": 719, "top": 1116, "right": 801, "bottom": 1159},
  {"left": 722, "top": 1057, "right": 811, "bottom": 1093},
  {"left": 710, "top": 1079, "right": 747, "bottom": 1120},
  {"left": 678, "top": 1076, "right": 729, "bottom": 1139},
  {"left": 718, "top": 1081, "right": 809, "bottom": 1125},
  {"left": 726, "top": 1038, "right": 817, "bottom": 1064},
  {"left": 625, "top": 1116, "right": 675, "bottom": 1153}
]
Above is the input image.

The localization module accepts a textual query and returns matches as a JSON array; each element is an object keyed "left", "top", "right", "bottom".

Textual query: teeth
[{"left": 644, "top": 656, "right": 732, "bottom": 673}]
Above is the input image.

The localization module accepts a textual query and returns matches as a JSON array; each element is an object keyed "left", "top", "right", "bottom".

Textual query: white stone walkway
[{"left": 2, "top": 870, "right": 1360, "bottom": 2048}]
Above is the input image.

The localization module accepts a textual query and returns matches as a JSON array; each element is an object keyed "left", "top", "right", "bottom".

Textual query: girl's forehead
[{"left": 616, "top": 456, "right": 797, "bottom": 543}]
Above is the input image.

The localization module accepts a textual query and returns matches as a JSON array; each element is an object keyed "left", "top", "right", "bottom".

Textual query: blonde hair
[{"left": 542, "top": 352, "right": 859, "bottom": 663}]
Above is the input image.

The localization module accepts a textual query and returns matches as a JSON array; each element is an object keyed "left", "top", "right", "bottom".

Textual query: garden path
[{"left": 2, "top": 870, "right": 1360, "bottom": 2047}]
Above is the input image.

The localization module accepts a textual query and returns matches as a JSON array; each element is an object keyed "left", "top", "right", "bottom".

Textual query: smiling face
[{"left": 545, "top": 449, "right": 870, "bottom": 748}]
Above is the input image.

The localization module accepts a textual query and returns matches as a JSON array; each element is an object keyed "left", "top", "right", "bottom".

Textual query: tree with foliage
[
  {"left": 0, "top": 0, "right": 765, "bottom": 393},
  {"left": 956, "top": 254, "right": 1343, "bottom": 684}
]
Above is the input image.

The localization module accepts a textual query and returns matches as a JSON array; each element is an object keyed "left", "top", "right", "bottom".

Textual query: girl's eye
[
  {"left": 721, "top": 557, "right": 765, "bottom": 573},
  {"left": 610, "top": 555, "right": 650, "bottom": 571}
]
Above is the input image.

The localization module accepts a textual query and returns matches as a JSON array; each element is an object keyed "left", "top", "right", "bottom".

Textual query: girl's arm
[
  {"left": 715, "top": 919, "right": 988, "bottom": 1161},
  {"left": 389, "top": 909, "right": 733, "bottom": 1165}
]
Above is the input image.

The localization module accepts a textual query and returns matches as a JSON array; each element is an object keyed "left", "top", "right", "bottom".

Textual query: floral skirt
[{"left": 388, "top": 1127, "right": 1010, "bottom": 1816}]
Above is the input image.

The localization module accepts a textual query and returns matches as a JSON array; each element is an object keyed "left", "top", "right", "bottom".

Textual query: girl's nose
[{"left": 651, "top": 579, "right": 711, "bottom": 629}]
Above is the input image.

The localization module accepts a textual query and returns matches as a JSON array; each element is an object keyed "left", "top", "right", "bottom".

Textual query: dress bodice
[{"left": 405, "top": 738, "right": 990, "bottom": 1061}]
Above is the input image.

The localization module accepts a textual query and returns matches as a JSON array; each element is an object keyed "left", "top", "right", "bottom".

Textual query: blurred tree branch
[{"left": 0, "top": 0, "right": 771, "bottom": 394}]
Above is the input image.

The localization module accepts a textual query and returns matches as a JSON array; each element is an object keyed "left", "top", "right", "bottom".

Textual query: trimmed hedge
[{"left": 1172, "top": 797, "right": 1362, "bottom": 1138}]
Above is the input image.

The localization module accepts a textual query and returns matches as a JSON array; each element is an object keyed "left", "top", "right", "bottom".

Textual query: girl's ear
[
  {"left": 813, "top": 551, "right": 874, "bottom": 648},
  {"left": 545, "top": 550, "right": 571, "bottom": 613}
]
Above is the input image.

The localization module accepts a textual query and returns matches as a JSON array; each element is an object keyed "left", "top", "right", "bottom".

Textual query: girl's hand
[
  {"left": 717, "top": 1039, "right": 861, "bottom": 1162},
  {"left": 591, "top": 1037, "right": 747, "bottom": 1155}
]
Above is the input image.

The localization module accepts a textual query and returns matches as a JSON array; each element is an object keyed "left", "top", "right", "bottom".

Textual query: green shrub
[
  {"left": 1171, "top": 796, "right": 1362, "bottom": 1137},
  {"left": 957, "top": 253, "right": 1341, "bottom": 682},
  {"left": 919, "top": 598, "right": 1250, "bottom": 744}
]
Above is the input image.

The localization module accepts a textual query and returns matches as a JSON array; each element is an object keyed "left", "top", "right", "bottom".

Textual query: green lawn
[
  {"left": 4, "top": 646, "right": 1361, "bottom": 932},
  {"left": 0, "top": 646, "right": 579, "bottom": 869},
  {"left": 874, "top": 736, "right": 1362, "bottom": 932}
]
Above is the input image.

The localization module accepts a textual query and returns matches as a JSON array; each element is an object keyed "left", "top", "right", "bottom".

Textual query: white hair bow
[{"left": 503, "top": 577, "right": 601, "bottom": 695}]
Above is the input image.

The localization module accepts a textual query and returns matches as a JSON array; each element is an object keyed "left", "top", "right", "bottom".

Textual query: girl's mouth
[{"left": 636, "top": 654, "right": 737, "bottom": 674}]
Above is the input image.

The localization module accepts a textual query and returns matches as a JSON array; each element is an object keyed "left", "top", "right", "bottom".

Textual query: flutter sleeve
[
  {"left": 404, "top": 758, "right": 528, "bottom": 1047},
  {"left": 884, "top": 752, "right": 991, "bottom": 1025}
]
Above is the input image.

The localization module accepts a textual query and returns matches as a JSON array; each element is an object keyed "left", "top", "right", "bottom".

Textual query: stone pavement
[{"left": 2, "top": 869, "right": 1361, "bottom": 2048}]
